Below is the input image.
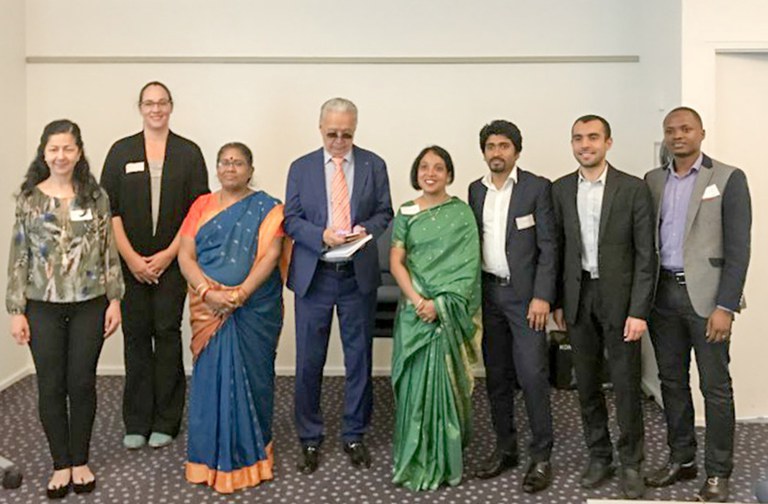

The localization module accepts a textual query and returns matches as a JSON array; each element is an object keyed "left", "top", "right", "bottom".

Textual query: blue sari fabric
[{"left": 187, "top": 191, "right": 283, "bottom": 478}]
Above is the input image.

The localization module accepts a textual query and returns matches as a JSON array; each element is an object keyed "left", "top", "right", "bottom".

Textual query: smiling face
[
  {"left": 319, "top": 110, "right": 356, "bottom": 158},
  {"left": 417, "top": 150, "right": 451, "bottom": 196},
  {"left": 139, "top": 84, "right": 173, "bottom": 131},
  {"left": 216, "top": 146, "right": 253, "bottom": 192},
  {"left": 483, "top": 134, "right": 519, "bottom": 175},
  {"left": 663, "top": 109, "right": 705, "bottom": 160},
  {"left": 44, "top": 132, "right": 81, "bottom": 181},
  {"left": 571, "top": 119, "right": 612, "bottom": 169}
]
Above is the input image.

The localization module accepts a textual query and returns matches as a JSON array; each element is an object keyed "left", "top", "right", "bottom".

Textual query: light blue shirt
[
  {"left": 577, "top": 165, "right": 607, "bottom": 279},
  {"left": 659, "top": 153, "right": 703, "bottom": 271}
]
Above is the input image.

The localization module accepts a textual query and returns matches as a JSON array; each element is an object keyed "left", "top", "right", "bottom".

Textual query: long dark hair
[{"left": 21, "top": 119, "right": 101, "bottom": 208}]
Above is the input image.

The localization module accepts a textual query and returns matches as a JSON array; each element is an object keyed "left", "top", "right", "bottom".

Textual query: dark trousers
[
  {"left": 27, "top": 297, "right": 107, "bottom": 470},
  {"left": 569, "top": 275, "right": 644, "bottom": 468},
  {"left": 649, "top": 272, "right": 734, "bottom": 477},
  {"left": 294, "top": 265, "right": 376, "bottom": 445},
  {"left": 121, "top": 264, "right": 187, "bottom": 437},
  {"left": 481, "top": 278, "right": 553, "bottom": 462}
]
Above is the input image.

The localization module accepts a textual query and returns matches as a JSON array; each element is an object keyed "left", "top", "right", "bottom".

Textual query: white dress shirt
[
  {"left": 577, "top": 164, "right": 607, "bottom": 278},
  {"left": 481, "top": 167, "right": 518, "bottom": 278}
]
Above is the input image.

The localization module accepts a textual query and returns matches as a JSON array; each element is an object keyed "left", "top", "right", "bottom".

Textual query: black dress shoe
[
  {"left": 344, "top": 441, "right": 371, "bottom": 468},
  {"left": 73, "top": 478, "right": 96, "bottom": 494},
  {"left": 475, "top": 448, "right": 519, "bottom": 479},
  {"left": 522, "top": 461, "right": 552, "bottom": 494},
  {"left": 297, "top": 445, "right": 320, "bottom": 474},
  {"left": 696, "top": 476, "right": 729, "bottom": 502},
  {"left": 46, "top": 483, "right": 70, "bottom": 500},
  {"left": 580, "top": 459, "right": 614, "bottom": 489},
  {"left": 619, "top": 467, "right": 645, "bottom": 500},
  {"left": 645, "top": 459, "right": 697, "bottom": 487}
]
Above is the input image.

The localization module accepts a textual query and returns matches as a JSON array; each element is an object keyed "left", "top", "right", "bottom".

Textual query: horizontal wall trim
[{"left": 26, "top": 55, "right": 640, "bottom": 65}]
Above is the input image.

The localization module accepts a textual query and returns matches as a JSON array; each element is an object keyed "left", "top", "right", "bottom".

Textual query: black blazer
[
  {"left": 100, "top": 131, "right": 210, "bottom": 256},
  {"left": 468, "top": 168, "right": 557, "bottom": 303},
  {"left": 552, "top": 165, "right": 656, "bottom": 327}
]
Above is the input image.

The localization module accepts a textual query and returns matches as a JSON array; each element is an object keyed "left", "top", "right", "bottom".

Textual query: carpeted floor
[{"left": 1, "top": 375, "right": 767, "bottom": 503}]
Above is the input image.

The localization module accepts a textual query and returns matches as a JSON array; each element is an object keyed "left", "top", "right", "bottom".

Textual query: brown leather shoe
[
  {"left": 696, "top": 476, "right": 729, "bottom": 502},
  {"left": 645, "top": 459, "right": 697, "bottom": 487},
  {"left": 522, "top": 461, "right": 552, "bottom": 494}
]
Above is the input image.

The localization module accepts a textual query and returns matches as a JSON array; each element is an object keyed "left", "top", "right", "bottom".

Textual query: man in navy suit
[
  {"left": 468, "top": 120, "right": 557, "bottom": 493},
  {"left": 285, "top": 98, "right": 393, "bottom": 474}
]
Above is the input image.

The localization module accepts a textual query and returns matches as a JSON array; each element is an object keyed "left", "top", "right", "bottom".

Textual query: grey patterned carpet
[{"left": 1, "top": 375, "right": 767, "bottom": 503}]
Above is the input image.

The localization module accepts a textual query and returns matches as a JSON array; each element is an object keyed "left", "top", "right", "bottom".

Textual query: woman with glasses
[
  {"left": 7, "top": 119, "right": 124, "bottom": 498},
  {"left": 178, "top": 142, "right": 286, "bottom": 494},
  {"left": 100, "top": 81, "right": 210, "bottom": 451},
  {"left": 389, "top": 146, "right": 481, "bottom": 491}
]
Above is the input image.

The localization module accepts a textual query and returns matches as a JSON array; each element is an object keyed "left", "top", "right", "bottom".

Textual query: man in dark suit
[
  {"left": 552, "top": 115, "right": 656, "bottom": 500},
  {"left": 644, "top": 107, "right": 751, "bottom": 503},
  {"left": 468, "top": 120, "right": 556, "bottom": 494},
  {"left": 284, "top": 98, "right": 393, "bottom": 474}
]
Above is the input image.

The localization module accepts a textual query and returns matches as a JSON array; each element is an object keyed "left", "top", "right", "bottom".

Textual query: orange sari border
[{"left": 186, "top": 442, "right": 274, "bottom": 494}]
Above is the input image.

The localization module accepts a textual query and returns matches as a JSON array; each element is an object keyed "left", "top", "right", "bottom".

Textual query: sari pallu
[
  {"left": 184, "top": 191, "right": 284, "bottom": 494},
  {"left": 391, "top": 197, "right": 481, "bottom": 491}
]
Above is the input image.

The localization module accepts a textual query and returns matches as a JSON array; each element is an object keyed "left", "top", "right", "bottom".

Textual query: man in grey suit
[
  {"left": 552, "top": 115, "right": 656, "bottom": 500},
  {"left": 644, "top": 106, "right": 751, "bottom": 503}
]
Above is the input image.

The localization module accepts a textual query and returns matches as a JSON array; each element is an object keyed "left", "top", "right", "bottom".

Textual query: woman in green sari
[{"left": 390, "top": 145, "right": 481, "bottom": 491}]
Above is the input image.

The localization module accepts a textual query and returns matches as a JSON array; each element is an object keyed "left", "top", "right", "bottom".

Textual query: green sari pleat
[{"left": 391, "top": 197, "right": 481, "bottom": 491}]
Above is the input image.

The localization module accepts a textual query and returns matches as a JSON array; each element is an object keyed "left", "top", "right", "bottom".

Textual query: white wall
[
  {"left": 18, "top": 1, "right": 682, "bottom": 377},
  {"left": 678, "top": 0, "right": 768, "bottom": 420},
  {"left": 0, "top": 0, "right": 33, "bottom": 390}
]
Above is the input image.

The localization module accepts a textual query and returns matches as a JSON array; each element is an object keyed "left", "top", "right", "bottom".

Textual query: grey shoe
[
  {"left": 148, "top": 432, "right": 173, "bottom": 449},
  {"left": 123, "top": 434, "right": 147, "bottom": 450}
]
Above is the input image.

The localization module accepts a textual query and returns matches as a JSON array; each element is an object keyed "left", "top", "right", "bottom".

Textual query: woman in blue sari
[{"left": 178, "top": 142, "right": 286, "bottom": 494}]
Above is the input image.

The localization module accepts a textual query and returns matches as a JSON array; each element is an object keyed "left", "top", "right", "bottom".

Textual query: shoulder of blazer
[
  {"left": 167, "top": 130, "right": 203, "bottom": 157},
  {"left": 607, "top": 164, "right": 644, "bottom": 187},
  {"left": 706, "top": 154, "right": 740, "bottom": 174},
  {"left": 517, "top": 167, "right": 551, "bottom": 188},
  {"left": 468, "top": 177, "right": 485, "bottom": 194},
  {"left": 352, "top": 145, "right": 385, "bottom": 167},
  {"left": 108, "top": 131, "right": 143, "bottom": 156},
  {"left": 552, "top": 170, "right": 578, "bottom": 194},
  {"left": 290, "top": 147, "right": 324, "bottom": 169}
]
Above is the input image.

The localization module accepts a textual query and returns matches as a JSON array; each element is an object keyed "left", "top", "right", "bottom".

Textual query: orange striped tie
[{"left": 331, "top": 157, "right": 351, "bottom": 232}]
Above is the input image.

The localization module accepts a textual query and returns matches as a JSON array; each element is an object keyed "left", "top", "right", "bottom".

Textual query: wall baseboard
[{"left": 0, "top": 365, "right": 32, "bottom": 392}]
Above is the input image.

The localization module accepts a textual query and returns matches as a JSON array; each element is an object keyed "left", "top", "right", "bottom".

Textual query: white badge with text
[
  {"left": 69, "top": 208, "right": 93, "bottom": 221},
  {"left": 516, "top": 213, "right": 535, "bottom": 230},
  {"left": 125, "top": 162, "right": 145, "bottom": 174}
]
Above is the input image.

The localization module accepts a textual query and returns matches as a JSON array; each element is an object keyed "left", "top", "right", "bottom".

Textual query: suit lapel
[
  {"left": 565, "top": 171, "right": 583, "bottom": 251},
  {"left": 505, "top": 172, "right": 521, "bottom": 241},
  {"left": 312, "top": 149, "right": 329, "bottom": 225},
  {"left": 474, "top": 183, "right": 488, "bottom": 234},
  {"left": 598, "top": 165, "right": 618, "bottom": 243},
  {"left": 349, "top": 146, "right": 369, "bottom": 224},
  {"left": 683, "top": 155, "right": 715, "bottom": 242}
]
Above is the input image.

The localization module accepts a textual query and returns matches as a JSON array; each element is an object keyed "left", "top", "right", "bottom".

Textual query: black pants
[
  {"left": 481, "top": 277, "right": 553, "bottom": 462},
  {"left": 27, "top": 297, "right": 107, "bottom": 470},
  {"left": 121, "top": 263, "right": 187, "bottom": 437},
  {"left": 569, "top": 275, "right": 644, "bottom": 468},
  {"left": 649, "top": 272, "right": 734, "bottom": 477}
]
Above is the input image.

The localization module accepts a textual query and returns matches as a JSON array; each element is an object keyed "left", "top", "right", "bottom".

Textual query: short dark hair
[
  {"left": 410, "top": 145, "right": 454, "bottom": 191},
  {"left": 217, "top": 141, "right": 253, "bottom": 167},
  {"left": 665, "top": 106, "right": 703, "bottom": 127},
  {"left": 572, "top": 114, "right": 612, "bottom": 139},
  {"left": 138, "top": 81, "right": 173, "bottom": 105},
  {"left": 479, "top": 120, "right": 522, "bottom": 153}
]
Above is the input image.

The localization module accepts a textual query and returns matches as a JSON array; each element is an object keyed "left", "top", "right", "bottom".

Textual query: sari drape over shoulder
[
  {"left": 390, "top": 197, "right": 481, "bottom": 491},
  {"left": 182, "top": 191, "right": 285, "bottom": 494}
]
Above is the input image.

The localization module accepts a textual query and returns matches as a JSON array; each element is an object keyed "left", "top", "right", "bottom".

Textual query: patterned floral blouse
[{"left": 5, "top": 186, "right": 125, "bottom": 314}]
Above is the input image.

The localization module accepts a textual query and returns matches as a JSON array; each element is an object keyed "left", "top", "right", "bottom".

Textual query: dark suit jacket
[
  {"left": 284, "top": 145, "right": 393, "bottom": 297},
  {"left": 100, "top": 131, "right": 210, "bottom": 256},
  {"left": 552, "top": 165, "right": 656, "bottom": 327},
  {"left": 468, "top": 168, "right": 557, "bottom": 304}
]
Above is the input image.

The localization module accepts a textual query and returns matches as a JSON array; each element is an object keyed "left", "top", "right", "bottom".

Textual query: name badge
[
  {"left": 125, "top": 162, "right": 145, "bottom": 174},
  {"left": 516, "top": 213, "right": 535, "bottom": 230},
  {"left": 400, "top": 204, "right": 420, "bottom": 216},
  {"left": 70, "top": 208, "right": 93, "bottom": 221},
  {"left": 702, "top": 184, "right": 720, "bottom": 200}
]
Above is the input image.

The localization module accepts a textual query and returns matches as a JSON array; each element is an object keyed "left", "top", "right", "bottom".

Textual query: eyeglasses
[
  {"left": 140, "top": 99, "right": 172, "bottom": 109},
  {"left": 217, "top": 159, "right": 249, "bottom": 169},
  {"left": 325, "top": 131, "right": 354, "bottom": 141}
]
